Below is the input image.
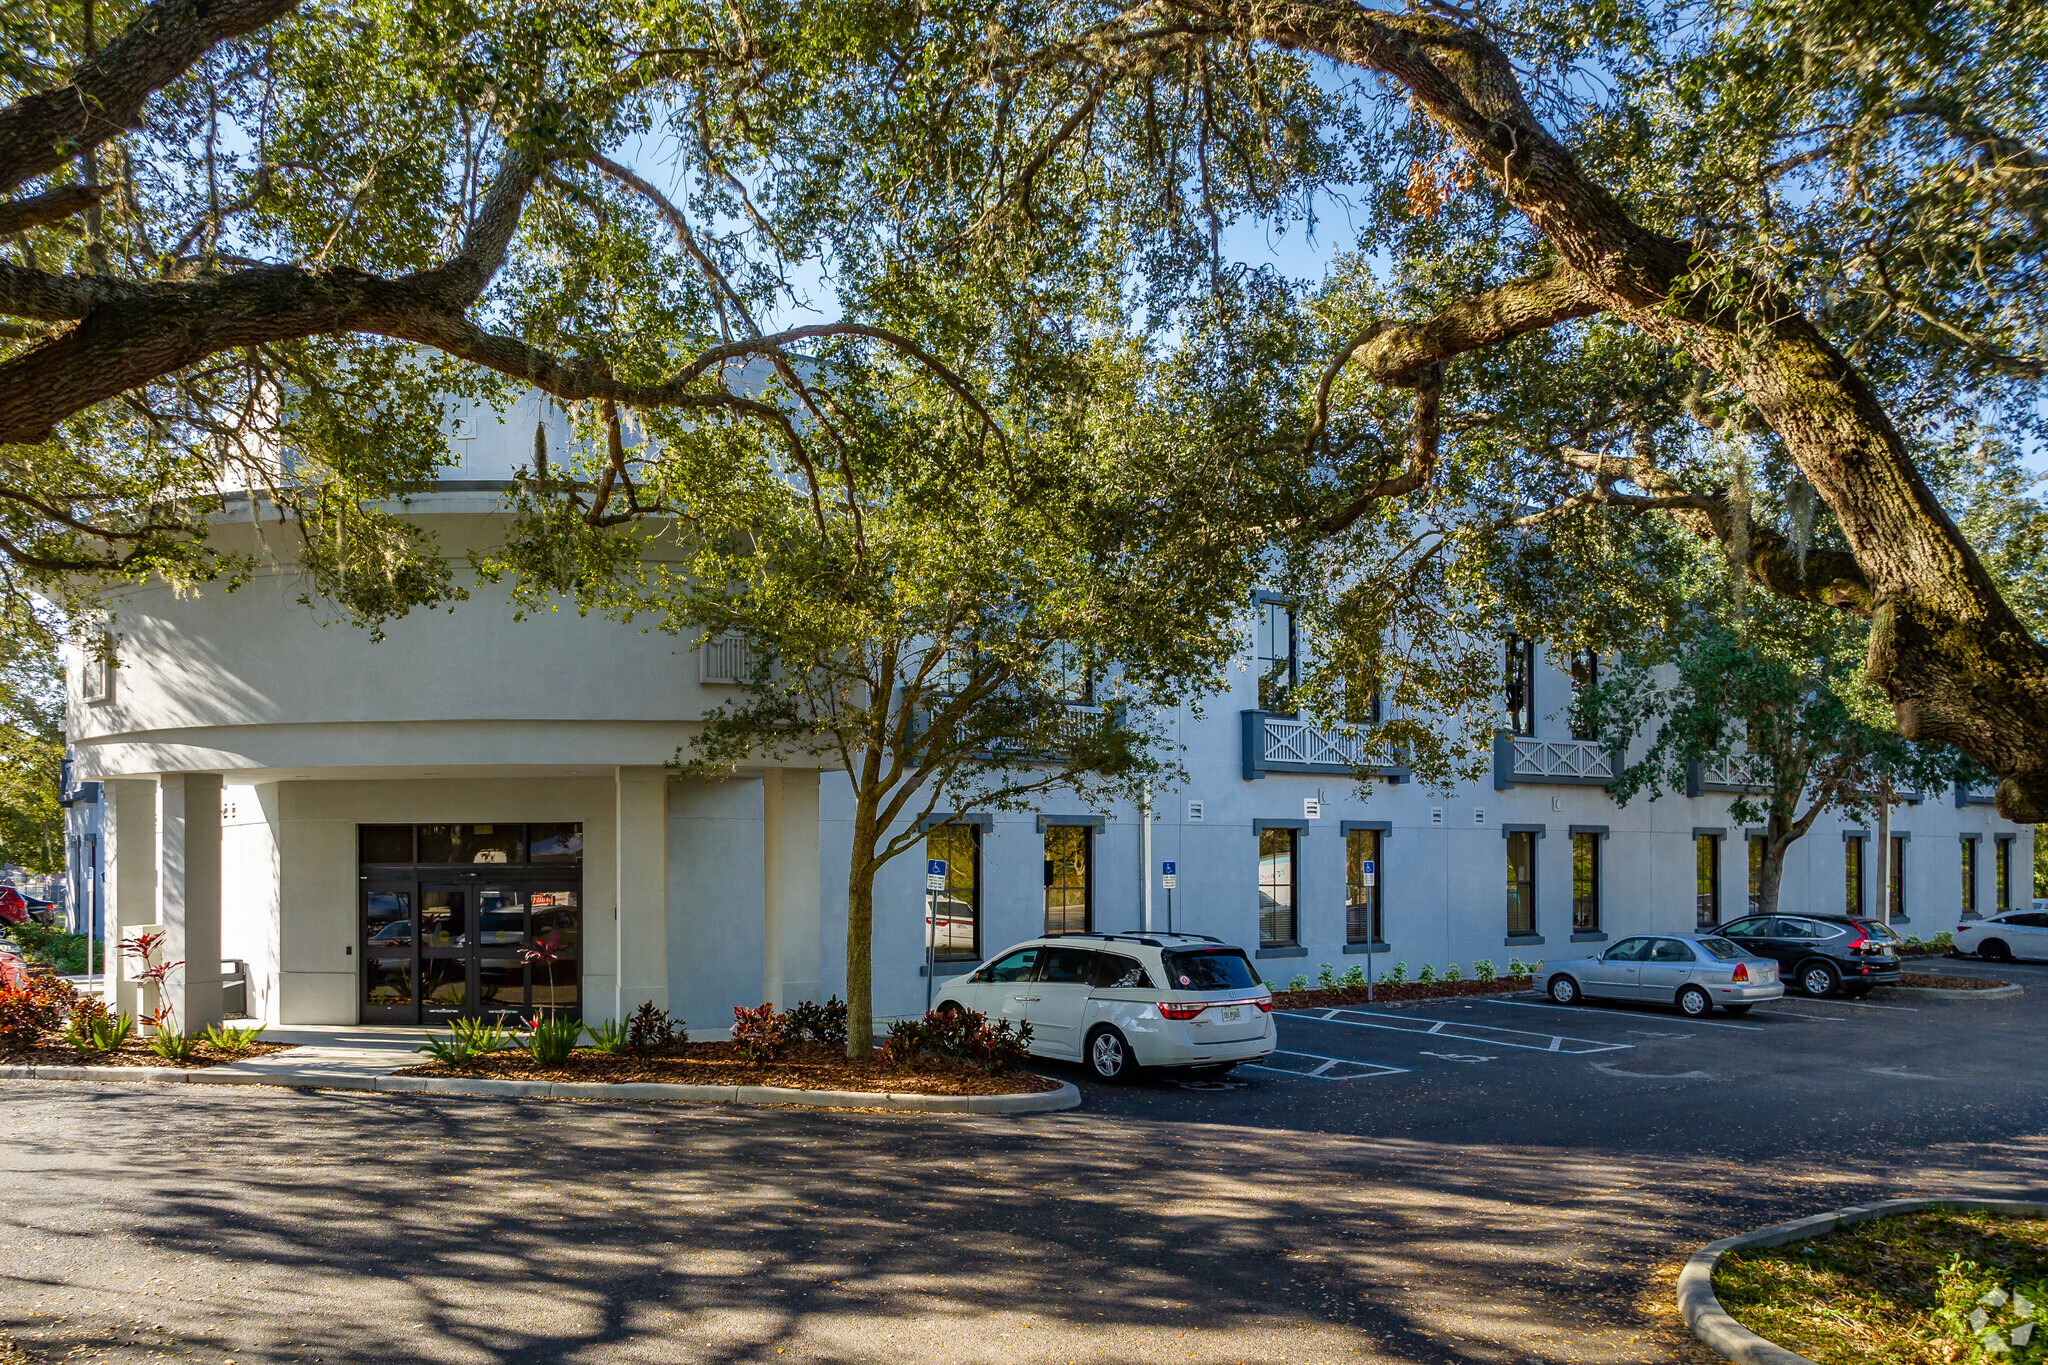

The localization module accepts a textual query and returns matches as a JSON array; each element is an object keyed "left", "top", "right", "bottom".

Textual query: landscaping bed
[
  {"left": 1894, "top": 972, "right": 2014, "bottom": 990},
  {"left": 398, "top": 1040, "right": 1061, "bottom": 1095},
  {"left": 1713, "top": 1209, "right": 2048, "bottom": 1365},
  {"left": 3, "top": 1037, "right": 294, "bottom": 1069},
  {"left": 1271, "top": 975, "right": 1534, "bottom": 1008}
]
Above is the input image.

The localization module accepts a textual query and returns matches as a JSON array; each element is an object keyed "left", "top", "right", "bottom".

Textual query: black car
[{"left": 1714, "top": 914, "right": 1902, "bottom": 998}]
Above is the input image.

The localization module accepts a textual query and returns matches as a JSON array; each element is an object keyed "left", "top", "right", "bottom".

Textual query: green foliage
[
  {"left": 1287, "top": 974, "right": 1310, "bottom": 992},
  {"left": 199, "top": 1024, "right": 266, "bottom": 1056},
  {"left": 1417, "top": 963, "right": 1437, "bottom": 984},
  {"left": 65, "top": 1000, "right": 133, "bottom": 1056},
  {"left": 626, "top": 1002, "right": 683, "bottom": 1054},
  {"left": 1342, "top": 964, "right": 1367, "bottom": 988},
  {"left": 585, "top": 1019, "right": 632, "bottom": 1055},
  {"left": 1937, "top": 1264, "right": 2048, "bottom": 1363},
  {"left": 147, "top": 1030, "right": 199, "bottom": 1063},
  {"left": 9, "top": 922, "right": 86, "bottom": 974},
  {"left": 879, "top": 1008, "right": 1032, "bottom": 1073},
  {"left": 1443, "top": 963, "right": 1462, "bottom": 983},
  {"left": 1317, "top": 963, "right": 1337, "bottom": 989},
  {"left": 415, "top": 1018, "right": 516, "bottom": 1065},
  {"left": 1473, "top": 960, "right": 1498, "bottom": 982},
  {"left": 521, "top": 1016, "right": 583, "bottom": 1066},
  {"left": 785, "top": 997, "right": 849, "bottom": 1048}
]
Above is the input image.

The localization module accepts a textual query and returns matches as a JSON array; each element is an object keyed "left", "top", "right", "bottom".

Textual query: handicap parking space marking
[
  {"left": 1418, "top": 1051, "right": 1496, "bottom": 1064},
  {"left": 1276, "top": 1007, "right": 1633, "bottom": 1055},
  {"left": 1475, "top": 997, "right": 1768, "bottom": 1032},
  {"left": 1241, "top": 1048, "right": 1411, "bottom": 1081},
  {"left": 1591, "top": 1061, "right": 1715, "bottom": 1080},
  {"left": 1865, "top": 1064, "right": 1942, "bottom": 1081}
]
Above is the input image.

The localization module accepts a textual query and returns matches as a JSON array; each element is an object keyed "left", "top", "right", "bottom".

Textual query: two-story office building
[{"left": 63, "top": 395, "right": 2031, "bottom": 1031}]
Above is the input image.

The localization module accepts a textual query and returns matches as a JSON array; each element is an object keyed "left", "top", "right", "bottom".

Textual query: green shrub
[
  {"left": 1417, "top": 963, "right": 1437, "bottom": 984},
  {"left": 1342, "top": 964, "right": 1367, "bottom": 988},
  {"left": 522, "top": 1016, "right": 583, "bottom": 1066},
  {"left": 148, "top": 1029, "right": 199, "bottom": 1062},
  {"left": 627, "top": 1001, "right": 684, "bottom": 1053},
  {"left": 415, "top": 1018, "right": 516, "bottom": 1065},
  {"left": 1507, "top": 956, "right": 1531, "bottom": 977},
  {"left": 1287, "top": 974, "right": 1309, "bottom": 992},
  {"left": 586, "top": 1019, "right": 631, "bottom": 1054},
  {"left": 785, "top": 997, "right": 849, "bottom": 1047},
  {"left": 1317, "top": 962, "right": 1337, "bottom": 989},
  {"left": 200, "top": 1023, "right": 266, "bottom": 1056},
  {"left": 9, "top": 923, "right": 89, "bottom": 974},
  {"left": 880, "top": 1007, "right": 1032, "bottom": 1072},
  {"left": 1935, "top": 931, "right": 1957, "bottom": 950},
  {"left": 1473, "top": 959, "right": 1498, "bottom": 982},
  {"left": 1443, "top": 963, "right": 1462, "bottom": 982}
]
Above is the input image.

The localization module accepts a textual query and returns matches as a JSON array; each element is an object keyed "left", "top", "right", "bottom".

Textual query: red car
[{"left": 0, "top": 888, "right": 26, "bottom": 926}]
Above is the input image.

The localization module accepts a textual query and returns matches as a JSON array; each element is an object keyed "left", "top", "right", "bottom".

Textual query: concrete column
[
  {"left": 102, "top": 778, "right": 157, "bottom": 1016},
  {"left": 762, "top": 768, "right": 823, "bottom": 1008},
  {"left": 158, "top": 773, "right": 224, "bottom": 1033},
  {"left": 614, "top": 766, "right": 670, "bottom": 1023}
]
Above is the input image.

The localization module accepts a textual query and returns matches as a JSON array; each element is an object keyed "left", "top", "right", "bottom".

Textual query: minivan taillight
[
  {"left": 1732, "top": 963, "right": 1749, "bottom": 983},
  {"left": 1159, "top": 1002, "right": 1207, "bottom": 1020}
]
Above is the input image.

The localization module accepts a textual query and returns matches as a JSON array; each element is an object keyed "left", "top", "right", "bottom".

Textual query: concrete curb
[
  {"left": 0, "top": 1063, "right": 1081, "bottom": 1113},
  {"left": 1891, "top": 981, "right": 2024, "bottom": 999},
  {"left": 1678, "top": 1196, "right": 2048, "bottom": 1365}
]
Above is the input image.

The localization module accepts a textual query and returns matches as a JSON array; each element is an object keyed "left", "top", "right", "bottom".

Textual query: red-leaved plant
[
  {"left": 518, "top": 933, "right": 567, "bottom": 1020},
  {"left": 121, "top": 931, "right": 184, "bottom": 1034},
  {"left": 0, "top": 976, "right": 78, "bottom": 1056},
  {"left": 730, "top": 1003, "right": 787, "bottom": 1064},
  {"left": 879, "top": 1007, "right": 1032, "bottom": 1073}
]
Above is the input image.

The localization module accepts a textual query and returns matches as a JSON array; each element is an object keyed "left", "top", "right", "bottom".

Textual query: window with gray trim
[
  {"left": 1256, "top": 600, "right": 1297, "bottom": 715},
  {"left": 925, "top": 823, "right": 981, "bottom": 960},
  {"left": 1044, "top": 825, "right": 1092, "bottom": 935},
  {"left": 1345, "top": 828, "right": 1382, "bottom": 943},
  {"left": 1506, "top": 830, "right": 1536, "bottom": 935},
  {"left": 1259, "top": 827, "right": 1298, "bottom": 946},
  {"left": 1571, "top": 832, "right": 1600, "bottom": 931},
  {"left": 1696, "top": 833, "right": 1721, "bottom": 928},
  {"left": 1963, "top": 837, "right": 1980, "bottom": 915}
]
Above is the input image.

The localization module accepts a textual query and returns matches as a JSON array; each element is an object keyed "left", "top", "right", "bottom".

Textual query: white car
[
  {"left": 1953, "top": 911, "right": 2048, "bottom": 962},
  {"left": 935, "top": 932, "right": 1276, "bottom": 1082}
]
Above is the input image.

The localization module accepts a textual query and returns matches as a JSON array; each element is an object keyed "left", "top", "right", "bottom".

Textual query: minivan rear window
[{"left": 1161, "top": 948, "right": 1259, "bottom": 992}]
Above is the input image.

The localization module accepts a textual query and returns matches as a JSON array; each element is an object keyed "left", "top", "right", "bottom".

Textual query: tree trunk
[
  {"left": 844, "top": 795, "right": 881, "bottom": 1061},
  {"left": 1756, "top": 818, "right": 1796, "bottom": 919}
]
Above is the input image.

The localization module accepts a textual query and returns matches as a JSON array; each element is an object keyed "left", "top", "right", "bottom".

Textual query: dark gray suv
[{"left": 1715, "top": 914, "right": 1903, "bottom": 998}]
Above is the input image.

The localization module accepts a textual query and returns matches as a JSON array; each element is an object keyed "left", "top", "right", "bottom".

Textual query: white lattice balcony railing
[
  {"left": 1958, "top": 781, "right": 1998, "bottom": 807},
  {"left": 1241, "top": 711, "right": 1405, "bottom": 779},
  {"left": 1697, "top": 752, "right": 1773, "bottom": 794},
  {"left": 698, "top": 632, "right": 759, "bottom": 685},
  {"left": 1492, "top": 735, "right": 1618, "bottom": 789}
]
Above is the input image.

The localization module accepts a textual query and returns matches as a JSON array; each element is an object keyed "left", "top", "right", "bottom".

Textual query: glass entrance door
[{"left": 359, "top": 824, "right": 585, "bottom": 1024}]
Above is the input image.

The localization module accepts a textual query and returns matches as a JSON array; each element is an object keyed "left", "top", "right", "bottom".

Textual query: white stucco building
[{"left": 61, "top": 398, "right": 2032, "bottom": 1032}]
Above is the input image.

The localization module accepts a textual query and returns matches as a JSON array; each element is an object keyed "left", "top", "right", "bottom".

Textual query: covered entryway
[{"left": 359, "top": 823, "right": 584, "bottom": 1023}]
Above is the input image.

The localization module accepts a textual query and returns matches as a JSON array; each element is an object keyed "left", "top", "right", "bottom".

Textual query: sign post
[
  {"left": 1161, "top": 861, "right": 1176, "bottom": 934},
  {"left": 1361, "top": 860, "right": 1377, "bottom": 1002},
  {"left": 925, "top": 859, "right": 948, "bottom": 1014}
]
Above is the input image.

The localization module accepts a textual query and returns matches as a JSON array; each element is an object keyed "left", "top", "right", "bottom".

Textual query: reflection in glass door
[{"left": 358, "top": 823, "right": 585, "bottom": 1024}]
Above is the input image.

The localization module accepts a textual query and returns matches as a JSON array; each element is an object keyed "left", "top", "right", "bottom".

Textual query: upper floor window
[
  {"left": 1504, "top": 635, "right": 1536, "bottom": 737},
  {"left": 1256, "top": 600, "right": 1297, "bottom": 715},
  {"left": 1341, "top": 665, "right": 1382, "bottom": 726},
  {"left": 80, "top": 631, "right": 114, "bottom": 704},
  {"left": 1044, "top": 641, "right": 1095, "bottom": 707},
  {"left": 1567, "top": 650, "right": 1599, "bottom": 741}
]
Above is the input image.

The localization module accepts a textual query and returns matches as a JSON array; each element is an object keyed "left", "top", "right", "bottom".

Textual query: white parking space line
[
  {"left": 1276, "top": 1007, "right": 1633, "bottom": 1054},
  {"left": 1243, "top": 1048, "right": 1411, "bottom": 1081},
  {"left": 1772, "top": 996, "right": 1920, "bottom": 1012},
  {"left": 1748, "top": 1009, "right": 1845, "bottom": 1021},
  {"left": 1475, "top": 997, "right": 1767, "bottom": 1032}
]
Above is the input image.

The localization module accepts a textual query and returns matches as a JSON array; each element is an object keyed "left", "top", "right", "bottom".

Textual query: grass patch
[{"left": 1714, "top": 1211, "right": 2048, "bottom": 1365}]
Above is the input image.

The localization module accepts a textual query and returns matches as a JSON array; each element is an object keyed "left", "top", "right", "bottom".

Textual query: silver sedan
[{"left": 1543, "top": 933, "right": 1784, "bottom": 1017}]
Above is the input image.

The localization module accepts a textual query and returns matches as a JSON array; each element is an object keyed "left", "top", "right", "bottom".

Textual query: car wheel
[
  {"left": 1981, "top": 938, "right": 2013, "bottom": 962},
  {"left": 1722, "top": 1004, "right": 1753, "bottom": 1015},
  {"left": 1087, "top": 1026, "right": 1137, "bottom": 1083},
  {"left": 1799, "top": 961, "right": 1840, "bottom": 997},
  {"left": 1677, "top": 985, "right": 1712, "bottom": 1017},
  {"left": 1547, "top": 974, "right": 1580, "bottom": 1006}
]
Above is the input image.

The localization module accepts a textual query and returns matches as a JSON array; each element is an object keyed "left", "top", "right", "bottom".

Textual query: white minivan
[{"left": 934, "top": 932, "right": 1276, "bottom": 1082}]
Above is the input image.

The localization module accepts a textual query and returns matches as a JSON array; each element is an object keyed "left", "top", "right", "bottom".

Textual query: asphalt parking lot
[
  {"left": 1050, "top": 957, "right": 2048, "bottom": 1153},
  {"left": 3, "top": 957, "right": 2046, "bottom": 1365}
]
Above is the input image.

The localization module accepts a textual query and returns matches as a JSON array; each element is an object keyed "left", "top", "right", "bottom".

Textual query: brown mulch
[
  {"left": 1270, "top": 976, "right": 1534, "bottom": 1009},
  {"left": 1893, "top": 972, "right": 2014, "bottom": 990},
  {"left": 1, "top": 1037, "right": 295, "bottom": 1069},
  {"left": 397, "top": 1040, "right": 1060, "bottom": 1095}
]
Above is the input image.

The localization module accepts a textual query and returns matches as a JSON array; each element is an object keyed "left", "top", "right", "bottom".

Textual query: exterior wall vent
[{"left": 699, "top": 632, "right": 758, "bottom": 685}]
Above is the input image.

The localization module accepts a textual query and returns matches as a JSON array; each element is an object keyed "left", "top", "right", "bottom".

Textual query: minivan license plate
[{"left": 1219, "top": 1006, "right": 1242, "bottom": 1023}]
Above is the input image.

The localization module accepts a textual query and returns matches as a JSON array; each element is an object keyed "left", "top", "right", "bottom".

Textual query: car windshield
[
  {"left": 1160, "top": 948, "right": 1259, "bottom": 992},
  {"left": 1696, "top": 937, "right": 1744, "bottom": 961}
]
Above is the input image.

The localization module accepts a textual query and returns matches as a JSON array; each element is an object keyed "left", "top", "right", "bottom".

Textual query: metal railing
[
  {"left": 1241, "top": 711, "right": 1406, "bottom": 779},
  {"left": 1697, "top": 753, "right": 1773, "bottom": 794},
  {"left": 1492, "top": 735, "right": 1618, "bottom": 789}
]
